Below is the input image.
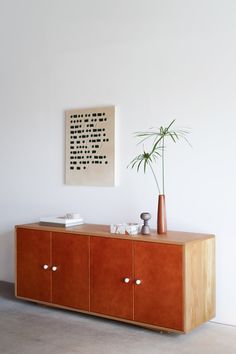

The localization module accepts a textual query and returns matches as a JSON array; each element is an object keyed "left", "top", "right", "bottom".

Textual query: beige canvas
[{"left": 65, "top": 106, "right": 115, "bottom": 186}]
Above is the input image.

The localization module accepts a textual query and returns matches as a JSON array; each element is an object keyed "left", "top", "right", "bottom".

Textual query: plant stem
[
  {"left": 162, "top": 136, "right": 165, "bottom": 195},
  {"left": 149, "top": 163, "right": 161, "bottom": 194}
]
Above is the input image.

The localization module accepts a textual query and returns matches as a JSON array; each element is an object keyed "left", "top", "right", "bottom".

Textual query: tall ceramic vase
[{"left": 157, "top": 194, "right": 167, "bottom": 234}]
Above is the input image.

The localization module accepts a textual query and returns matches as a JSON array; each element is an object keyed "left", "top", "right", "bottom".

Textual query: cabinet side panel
[
  {"left": 16, "top": 228, "right": 51, "bottom": 302},
  {"left": 184, "top": 238, "right": 215, "bottom": 332}
]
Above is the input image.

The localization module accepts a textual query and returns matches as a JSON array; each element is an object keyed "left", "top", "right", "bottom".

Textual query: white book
[{"left": 39, "top": 216, "right": 84, "bottom": 227}]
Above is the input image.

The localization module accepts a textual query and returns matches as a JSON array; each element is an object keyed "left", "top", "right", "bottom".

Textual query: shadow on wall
[
  {"left": 0, "top": 281, "right": 15, "bottom": 300},
  {"left": 0, "top": 229, "right": 15, "bottom": 282}
]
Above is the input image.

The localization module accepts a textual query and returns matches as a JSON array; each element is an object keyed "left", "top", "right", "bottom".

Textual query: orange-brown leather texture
[
  {"left": 90, "top": 236, "right": 133, "bottom": 320},
  {"left": 134, "top": 242, "right": 183, "bottom": 330},
  {"left": 51, "top": 232, "right": 89, "bottom": 311},
  {"left": 17, "top": 228, "right": 183, "bottom": 330},
  {"left": 16, "top": 228, "right": 52, "bottom": 302}
]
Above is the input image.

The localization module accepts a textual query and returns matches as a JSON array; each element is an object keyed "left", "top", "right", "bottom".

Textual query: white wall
[{"left": 1, "top": 0, "right": 236, "bottom": 325}]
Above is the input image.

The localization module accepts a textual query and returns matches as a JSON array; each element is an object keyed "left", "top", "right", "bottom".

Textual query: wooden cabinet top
[{"left": 16, "top": 223, "right": 214, "bottom": 245}]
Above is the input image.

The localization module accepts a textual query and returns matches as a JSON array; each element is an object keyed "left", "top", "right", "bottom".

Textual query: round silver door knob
[
  {"left": 43, "top": 264, "right": 48, "bottom": 270},
  {"left": 123, "top": 277, "right": 130, "bottom": 283},
  {"left": 51, "top": 266, "right": 57, "bottom": 272},
  {"left": 135, "top": 279, "right": 142, "bottom": 285}
]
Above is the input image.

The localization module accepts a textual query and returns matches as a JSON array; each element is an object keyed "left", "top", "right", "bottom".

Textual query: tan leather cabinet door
[
  {"left": 134, "top": 241, "right": 184, "bottom": 331},
  {"left": 51, "top": 232, "right": 89, "bottom": 311},
  {"left": 90, "top": 236, "right": 133, "bottom": 320},
  {"left": 16, "top": 228, "right": 51, "bottom": 302}
]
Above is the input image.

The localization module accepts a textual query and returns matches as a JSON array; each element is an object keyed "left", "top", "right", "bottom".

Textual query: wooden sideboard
[{"left": 15, "top": 223, "right": 215, "bottom": 333}]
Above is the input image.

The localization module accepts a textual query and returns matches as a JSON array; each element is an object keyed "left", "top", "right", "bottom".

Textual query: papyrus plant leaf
[{"left": 128, "top": 119, "right": 190, "bottom": 194}]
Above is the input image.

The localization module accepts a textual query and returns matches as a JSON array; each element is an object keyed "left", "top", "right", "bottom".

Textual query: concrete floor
[{"left": 0, "top": 282, "right": 236, "bottom": 354}]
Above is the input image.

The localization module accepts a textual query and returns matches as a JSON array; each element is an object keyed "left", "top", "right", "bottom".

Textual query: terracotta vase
[{"left": 157, "top": 194, "right": 167, "bottom": 234}]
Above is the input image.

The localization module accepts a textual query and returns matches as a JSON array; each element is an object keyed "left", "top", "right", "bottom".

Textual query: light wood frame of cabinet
[{"left": 15, "top": 223, "right": 215, "bottom": 334}]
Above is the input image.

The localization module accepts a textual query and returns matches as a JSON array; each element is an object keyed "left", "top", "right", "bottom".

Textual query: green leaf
[{"left": 128, "top": 119, "right": 191, "bottom": 192}]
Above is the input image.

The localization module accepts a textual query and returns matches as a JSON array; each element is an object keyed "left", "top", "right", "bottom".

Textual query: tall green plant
[{"left": 128, "top": 120, "right": 190, "bottom": 194}]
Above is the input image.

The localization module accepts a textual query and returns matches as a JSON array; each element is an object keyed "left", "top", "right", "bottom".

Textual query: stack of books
[{"left": 39, "top": 215, "right": 84, "bottom": 227}]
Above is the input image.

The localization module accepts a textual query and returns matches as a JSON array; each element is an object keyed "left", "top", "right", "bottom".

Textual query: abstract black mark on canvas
[
  {"left": 65, "top": 106, "right": 115, "bottom": 186},
  {"left": 69, "top": 113, "right": 109, "bottom": 171}
]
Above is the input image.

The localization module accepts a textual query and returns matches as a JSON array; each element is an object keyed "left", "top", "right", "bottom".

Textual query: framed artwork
[{"left": 65, "top": 106, "right": 115, "bottom": 186}]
